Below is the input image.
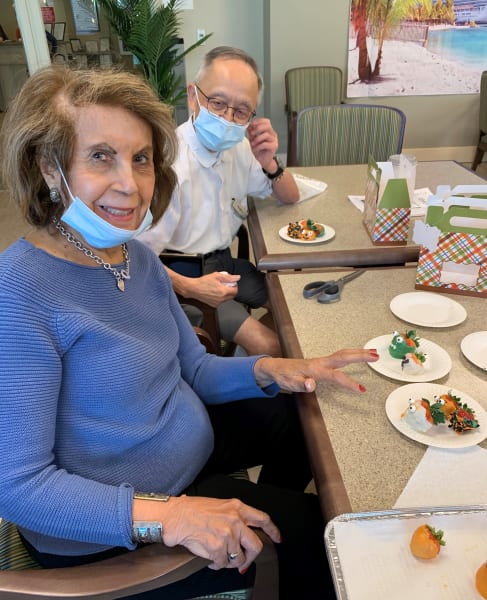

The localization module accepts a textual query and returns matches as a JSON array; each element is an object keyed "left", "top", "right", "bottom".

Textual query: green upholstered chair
[
  {"left": 293, "top": 103, "right": 406, "bottom": 167},
  {"left": 0, "top": 518, "right": 278, "bottom": 599},
  {"left": 472, "top": 70, "right": 487, "bottom": 171},
  {"left": 285, "top": 66, "right": 343, "bottom": 167}
]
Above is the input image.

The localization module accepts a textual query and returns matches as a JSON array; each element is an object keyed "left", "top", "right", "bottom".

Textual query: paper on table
[
  {"left": 292, "top": 173, "right": 328, "bottom": 203},
  {"left": 348, "top": 187, "right": 432, "bottom": 217},
  {"left": 394, "top": 445, "right": 487, "bottom": 508}
]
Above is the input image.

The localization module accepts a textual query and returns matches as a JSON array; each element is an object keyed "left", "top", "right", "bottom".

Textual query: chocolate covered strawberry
[{"left": 410, "top": 524, "right": 445, "bottom": 560}]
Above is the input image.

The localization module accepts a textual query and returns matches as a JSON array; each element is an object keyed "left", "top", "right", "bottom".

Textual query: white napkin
[
  {"left": 348, "top": 187, "right": 432, "bottom": 217},
  {"left": 394, "top": 445, "right": 487, "bottom": 508},
  {"left": 292, "top": 173, "right": 328, "bottom": 203}
]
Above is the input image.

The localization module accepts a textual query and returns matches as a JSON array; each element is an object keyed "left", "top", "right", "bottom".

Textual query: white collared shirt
[{"left": 138, "top": 118, "right": 273, "bottom": 255}]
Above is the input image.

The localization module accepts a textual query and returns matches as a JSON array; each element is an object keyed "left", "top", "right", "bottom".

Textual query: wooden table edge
[{"left": 266, "top": 272, "right": 352, "bottom": 521}]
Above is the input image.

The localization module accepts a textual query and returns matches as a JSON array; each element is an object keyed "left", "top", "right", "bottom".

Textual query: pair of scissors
[{"left": 303, "top": 269, "right": 366, "bottom": 304}]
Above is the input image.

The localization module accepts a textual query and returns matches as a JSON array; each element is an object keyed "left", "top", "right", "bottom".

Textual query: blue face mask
[
  {"left": 55, "top": 159, "right": 153, "bottom": 249},
  {"left": 193, "top": 104, "right": 248, "bottom": 152}
]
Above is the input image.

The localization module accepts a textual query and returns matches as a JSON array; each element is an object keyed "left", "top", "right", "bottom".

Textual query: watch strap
[{"left": 262, "top": 156, "right": 284, "bottom": 182}]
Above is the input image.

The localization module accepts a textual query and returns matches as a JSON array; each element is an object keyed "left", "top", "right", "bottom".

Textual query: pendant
[{"left": 117, "top": 279, "right": 125, "bottom": 292}]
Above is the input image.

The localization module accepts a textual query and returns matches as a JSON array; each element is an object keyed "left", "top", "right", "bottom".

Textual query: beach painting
[{"left": 347, "top": 0, "right": 486, "bottom": 97}]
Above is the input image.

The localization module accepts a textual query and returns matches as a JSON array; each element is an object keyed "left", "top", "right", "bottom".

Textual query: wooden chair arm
[{"left": 0, "top": 544, "right": 208, "bottom": 599}]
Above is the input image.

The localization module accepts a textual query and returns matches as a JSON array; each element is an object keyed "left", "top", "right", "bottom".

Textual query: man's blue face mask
[{"left": 192, "top": 89, "right": 249, "bottom": 152}]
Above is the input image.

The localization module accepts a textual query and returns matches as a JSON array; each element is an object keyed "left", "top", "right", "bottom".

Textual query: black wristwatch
[{"left": 262, "top": 156, "right": 284, "bottom": 182}]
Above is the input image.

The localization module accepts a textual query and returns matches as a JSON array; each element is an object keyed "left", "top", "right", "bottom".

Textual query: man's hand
[
  {"left": 247, "top": 117, "right": 278, "bottom": 170},
  {"left": 167, "top": 267, "right": 240, "bottom": 308}
]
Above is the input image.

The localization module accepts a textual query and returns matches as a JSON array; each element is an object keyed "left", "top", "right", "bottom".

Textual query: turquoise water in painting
[{"left": 426, "top": 27, "right": 487, "bottom": 68}]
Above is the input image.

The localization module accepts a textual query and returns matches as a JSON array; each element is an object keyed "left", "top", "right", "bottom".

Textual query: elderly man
[{"left": 139, "top": 46, "right": 299, "bottom": 356}]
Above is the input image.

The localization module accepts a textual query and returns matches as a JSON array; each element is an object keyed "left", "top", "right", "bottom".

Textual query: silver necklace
[{"left": 53, "top": 219, "right": 131, "bottom": 292}]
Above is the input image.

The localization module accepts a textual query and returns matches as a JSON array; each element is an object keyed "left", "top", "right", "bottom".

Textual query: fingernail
[
  {"left": 240, "top": 567, "right": 248, "bottom": 575},
  {"left": 359, "top": 384, "right": 366, "bottom": 392}
]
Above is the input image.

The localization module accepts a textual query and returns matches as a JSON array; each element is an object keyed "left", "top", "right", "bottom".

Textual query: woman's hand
[
  {"left": 253, "top": 348, "right": 379, "bottom": 393},
  {"left": 160, "top": 496, "right": 281, "bottom": 573}
]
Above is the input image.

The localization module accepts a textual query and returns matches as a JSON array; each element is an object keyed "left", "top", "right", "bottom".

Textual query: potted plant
[{"left": 96, "top": 0, "right": 211, "bottom": 106}]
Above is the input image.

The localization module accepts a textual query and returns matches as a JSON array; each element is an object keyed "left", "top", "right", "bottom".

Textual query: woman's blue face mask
[
  {"left": 54, "top": 158, "right": 153, "bottom": 249},
  {"left": 193, "top": 90, "right": 249, "bottom": 153}
]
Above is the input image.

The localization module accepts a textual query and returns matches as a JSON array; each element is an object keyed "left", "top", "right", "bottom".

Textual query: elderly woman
[{"left": 0, "top": 66, "right": 378, "bottom": 599}]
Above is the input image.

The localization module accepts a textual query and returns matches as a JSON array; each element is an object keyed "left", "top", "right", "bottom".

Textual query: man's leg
[{"left": 217, "top": 300, "right": 281, "bottom": 356}]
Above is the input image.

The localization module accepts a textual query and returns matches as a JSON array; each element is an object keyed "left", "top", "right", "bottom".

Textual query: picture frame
[
  {"left": 118, "top": 37, "right": 132, "bottom": 56},
  {"left": 53, "top": 22, "right": 66, "bottom": 41},
  {"left": 99, "top": 54, "right": 112, "bottom": 69},
  {"left": 99, "top": 37, "right": 110, "bottom": 52},
  {"left": 70, "top": 0, "right": 100, "bottom": 35},
  {"left": 70, "top": 38, "right": 82, "bottom": 52},
  {"left": 85, "top": 40, "right": 99, "bottom": 54}
]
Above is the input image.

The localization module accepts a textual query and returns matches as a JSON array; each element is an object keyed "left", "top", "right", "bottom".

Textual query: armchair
[
  {"left": 293, "top": 103, "right": 406, "bottom": 167},
  {"left": 0, "top": 518, "right": 278, "bottom": 599},
  {"left": 285, "top": 66, "right": 343, "bottom": 167}
]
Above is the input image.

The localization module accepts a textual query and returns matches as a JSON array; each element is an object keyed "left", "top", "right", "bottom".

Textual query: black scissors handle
[
  {"left": 303, "top": 269, "right": 365, "bottom": 303},
  {"left": 302, "top": 279, "right": 335, "bottom": 298}
]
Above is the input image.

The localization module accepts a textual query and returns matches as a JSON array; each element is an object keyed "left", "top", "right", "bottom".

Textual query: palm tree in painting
[{"left": 351, "top": 0, "right": 432, "bottom": 82}]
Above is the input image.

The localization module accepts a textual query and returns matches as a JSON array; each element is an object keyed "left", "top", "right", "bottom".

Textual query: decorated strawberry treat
[
  {"left": 389, "top": 330, "right": 428, "bottom": 372},
  {"left": 287, "top": 218, "right": 325, "bottom": 241},
  {"left": 410, "top": 524, "right": 445, "bottom": 560},
  {"left": 402, "top": 397, "right": 445, "bottom": 433},
  {"left": 401, "top": 391, "right": 479, "bottom": 435}
]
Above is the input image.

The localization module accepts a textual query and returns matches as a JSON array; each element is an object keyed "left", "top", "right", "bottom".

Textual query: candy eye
[
  {"left": 395, "top": 336, "right": 404, "bottom": 344},
  {"left": 408, "top": 404, "right": 417, "bottom": 413},
  {"left": 433, "top": 394, "right": 444, "bottom": 405}
]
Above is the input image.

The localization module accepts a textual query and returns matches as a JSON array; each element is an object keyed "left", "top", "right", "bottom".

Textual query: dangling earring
[{"left": 49, "top": 187, "right": 61, "bottom": 203}]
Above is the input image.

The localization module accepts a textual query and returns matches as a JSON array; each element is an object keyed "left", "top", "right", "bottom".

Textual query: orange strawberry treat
[
  {"left": 287, "top": 219, "right": 325, "bottom": 241},
  {"left": 476, "top": 561, "right": 487, "bottom": 599},
  {"left": 409, "top": 524, "right": 445, "bottom": 560}
]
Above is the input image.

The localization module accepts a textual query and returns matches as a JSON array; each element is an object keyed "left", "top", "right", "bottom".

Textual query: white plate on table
[
  {"left": 390, "top": 291, "right": 467, "bottom": 327},
  {"left": 385, "top": 383, "right": 487, "bottom": 448},
  {"left": 278, "top": 223, "right": 335, "bottom": 244},
  {"left": 461, "top": 331, "right": 487, "bottom": 371},
  {"left": 364, "top": 334, "right": 451, "bottom": 382}
]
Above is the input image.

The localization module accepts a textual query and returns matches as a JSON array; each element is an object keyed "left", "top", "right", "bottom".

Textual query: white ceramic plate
[
  {"left": 461, "top": 331, "right": 487, "bottom": 371},
  {"left": 389, "top": 291, "right": 467, "bottom": 327},
  {"left": 385, "top": 383, "right": 487, "bottom": 448},
  {"left": 278, "top": 223, "right": 335, "bottom": 244},
  {"left": 364, "top": 334, "right": 451, "bottom": 382}
]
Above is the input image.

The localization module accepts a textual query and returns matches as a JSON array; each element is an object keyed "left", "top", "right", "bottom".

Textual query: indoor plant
[{"left": 96, "top": 0, "right": 211, "bottom": 106}]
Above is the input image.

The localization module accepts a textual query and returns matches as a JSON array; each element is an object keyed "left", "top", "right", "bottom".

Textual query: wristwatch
[
  {"left": 262, "top": 155, "right": 285, "bottom": 183},
  {"left": 132, "top": 492, "right": 171, "bottom": 544}
]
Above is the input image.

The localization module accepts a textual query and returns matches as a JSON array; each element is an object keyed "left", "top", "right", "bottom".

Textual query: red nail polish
[
  {"left": 359, "top": 384, "right": 366, "bottom": 392},
  {"left": 240, "top": 568, "right": 248, "bottom": 575}
]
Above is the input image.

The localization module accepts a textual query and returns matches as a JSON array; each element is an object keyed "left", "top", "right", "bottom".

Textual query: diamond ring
[{"left": 228, "top": 551, "right": 241, "bottom": 560}]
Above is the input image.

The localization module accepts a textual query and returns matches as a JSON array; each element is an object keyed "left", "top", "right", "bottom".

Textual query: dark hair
[
  {"left": 0, "top": 66, "right": 178, "bottom": 227},
  {"left": 195, "top": 46, "right": 263, "bottom": 102}
]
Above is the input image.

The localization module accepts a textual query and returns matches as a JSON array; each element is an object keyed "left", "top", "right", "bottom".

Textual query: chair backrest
[
  {"left": 285, "top": 66, "right": 343, "bottom": 115},
  {"left": 480, "top": 70, "right": 487, "bottom": 135},
  {"left": 285, "top": 67, "right": 343, "bottom": 166},
  {"left": 295, "top": 103, "right": 406, "bottom": 166}
]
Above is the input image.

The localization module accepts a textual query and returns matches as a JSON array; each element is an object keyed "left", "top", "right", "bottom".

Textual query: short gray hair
[{"left": 194, "top": 46, "right": 264, "bottom": 104}]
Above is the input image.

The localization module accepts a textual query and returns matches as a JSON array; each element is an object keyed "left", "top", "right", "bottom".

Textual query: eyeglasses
[{"left": 194, "top": 85, "right": 256, "bottom": 125}]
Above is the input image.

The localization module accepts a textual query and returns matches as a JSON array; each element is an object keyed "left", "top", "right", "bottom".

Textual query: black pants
[{"left": 22, "top": 395, "right": 336, "bottom": 600}]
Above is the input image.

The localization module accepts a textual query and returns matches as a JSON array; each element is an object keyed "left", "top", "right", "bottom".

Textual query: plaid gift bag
[
  {"left": 363, "top": 158, "right": 411, "bottom": 245},
  {"left": 413, "top": 188, "right": 487, "bottom": 298}
]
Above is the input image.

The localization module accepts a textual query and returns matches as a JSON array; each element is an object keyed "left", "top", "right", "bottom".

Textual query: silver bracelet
[{"left": 132, "top": 520, "right": 163, "bottom": 544}]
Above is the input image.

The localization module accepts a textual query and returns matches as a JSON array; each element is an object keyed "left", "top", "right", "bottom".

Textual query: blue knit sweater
[{"left": 0, "top": 239, "right": 276, "bottom": 555}]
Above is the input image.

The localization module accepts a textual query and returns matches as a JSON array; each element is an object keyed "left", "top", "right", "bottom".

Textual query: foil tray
[{"left": 325, "top": 505, "right": 487, "bottom": 600}]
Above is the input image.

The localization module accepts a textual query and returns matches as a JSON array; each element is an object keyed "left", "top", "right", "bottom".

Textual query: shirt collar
[{"left": 180, "top": 116, "right": 226, "bottom": 168}]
